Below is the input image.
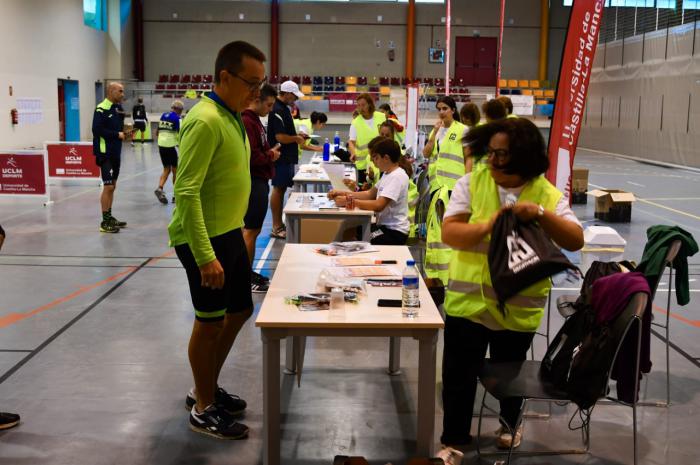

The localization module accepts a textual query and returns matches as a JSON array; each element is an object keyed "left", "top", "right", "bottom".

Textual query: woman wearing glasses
[{"left": 439, "top": 118, "right": 583, "bottom": 450}]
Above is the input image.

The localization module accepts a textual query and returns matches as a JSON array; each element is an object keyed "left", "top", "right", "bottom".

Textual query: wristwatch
[{"left": 537, "top": 204, "right": 545, "bottom": 217}]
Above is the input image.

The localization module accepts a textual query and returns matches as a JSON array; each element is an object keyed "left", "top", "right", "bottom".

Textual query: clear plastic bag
[
  {"left": 314, "top": 241, "right": 378, "bottom": 256},
  {"left": 317, "top": 268, "right": 367, "bottom": 295}
]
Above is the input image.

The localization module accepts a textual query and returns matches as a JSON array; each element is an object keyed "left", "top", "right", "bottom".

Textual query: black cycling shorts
[
  {"left": 96, "top": 155, "right": 121, "bottom": 185},
  {"left": 175, "top": 228, "right": 253, "bottom": 322},
  {"left": 133, "top": 121, "right": 147, "bottom": 132},
  {"left": 159, "top": 146, "right": 178, "bottom": 167}
]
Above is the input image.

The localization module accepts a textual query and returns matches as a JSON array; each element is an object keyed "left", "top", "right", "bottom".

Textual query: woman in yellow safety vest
[
  {"left": 294, "top": 111, "right": 328, "bottom": 155},
  {"left": 349, "top": 93, "right": 386, "bottom": 185},
  {"left": 438, "top": 118, "right": 584, "bottom": 451},
  {"left": 459, "top": 102, "right": 481, "bottom": 129},
  {"left": 378, "top": 103, "right": 406, "bottom": 146},
  {"left": 422, "top": 96, "right": 471, "bottom": 194}
]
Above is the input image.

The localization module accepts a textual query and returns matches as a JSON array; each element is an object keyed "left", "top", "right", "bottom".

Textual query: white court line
[
  {"left": 627, "top": 181, "right": 645, "bottom": 187},
  {"left": 0, "top": 166, "right": 162, "bottom": 223},
  {"left": 254, "top": 237, "right": 276, "bottom": 273}
]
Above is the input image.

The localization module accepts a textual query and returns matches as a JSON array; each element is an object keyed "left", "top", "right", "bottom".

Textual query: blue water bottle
[
  {"left": 323, "top": 138, "right": 330, "bottom": 161},
  {"left": 333, "top": 131, "right": 341, "bottom": 152}
]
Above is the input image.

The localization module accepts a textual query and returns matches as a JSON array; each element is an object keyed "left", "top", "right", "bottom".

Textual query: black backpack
[{"left": 540, "top": 261, "right": 630, "bottom": 409}]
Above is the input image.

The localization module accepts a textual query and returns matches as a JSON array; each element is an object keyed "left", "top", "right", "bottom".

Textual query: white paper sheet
[{"left": 322, "top": 163, "right": 352, "bottom": 191}]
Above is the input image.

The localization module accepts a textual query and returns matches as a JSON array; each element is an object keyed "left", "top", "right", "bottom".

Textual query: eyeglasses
[
  {"left": 486, "top": 147, "right": 510, "bottom": 165},
  {"left": 231, "top": 73, "right": 267, "bottom": 91}
]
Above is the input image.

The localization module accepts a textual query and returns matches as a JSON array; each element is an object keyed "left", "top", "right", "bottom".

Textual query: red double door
[{"left": 454, "top": 36, "right": 498, "bottom": 87}]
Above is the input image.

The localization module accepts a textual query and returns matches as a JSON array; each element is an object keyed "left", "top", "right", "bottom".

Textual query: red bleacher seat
[
  {"left": 169, "top": 74, "right": 180, "bottom": 83},
  {"left": 280, "top": 75, "right": 290, "bottom": 84},
  {"left": 158, "top": 74, "right": 168, "bottom": 83},
  {"left": 369, "top": 86, "right": 379, "bottom": 93},
  {"left": 401, "top": 77, "right": 409, "bottom": 86},
  {"left": 292, "top": 76, "right": 301, "bottom": 84},
  {"left": 178, "top": 84, "right": 188, "bottom": 90},
  {"left": 163, "top": 94, "right": 173, "bottom": 99},
  {"left": 181, "top": 75, "right": 191, "bottom": 83},
  {"left": 379, "top": 77, "right": 389, "bottom": 86},
  {"left": 166, "top": 83, "right": 176, "bottom": 90},
  {"left": 155, "top": 84, "right": 165, "bottom": 91},
  {"left": 203, "top": 74, "right": 213, "bottom": 83},
  {"left": 189, "top": 84, "right": 200, "bottom": 90},
  {"left": 390, "top": 77, "right": 400, "bottom": 86},
  {"left": 269, "top": 75, "right": 279, "bottom": 84},
  {"left": 357, "top": 76, "right": 368, "bottom": 85},
  {"left": 192, "top": 74, "right": 202, "bottom": 83},
  {"left": 335, "top": 76, "right": 345, "bottom": 85}
]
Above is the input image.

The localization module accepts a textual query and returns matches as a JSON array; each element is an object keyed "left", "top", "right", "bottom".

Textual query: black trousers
[{"left": 441, "top": 315, "right": 535, "bottom": 445}]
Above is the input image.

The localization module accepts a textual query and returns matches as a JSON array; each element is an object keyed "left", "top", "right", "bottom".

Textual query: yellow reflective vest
[
  {"left": 424, "top": 185, "right": 452, "bottom": 285},
  {"left": 427, "top": 121, "right": 467, "bottom": 194},
  {"left": 407, "top": 180, "right": 419, "bottom": 239},
  {"left": 351, "top": 111, "right": 386, "bottom": 171},
  {"left": 294, "top": 118, "right": 313, "bottom": 157},
  {"left": 444, "top": 169, "right": 562, "bottom": 332}
]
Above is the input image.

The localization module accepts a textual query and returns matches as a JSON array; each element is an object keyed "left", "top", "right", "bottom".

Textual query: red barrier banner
[
  {"left": 0, "top": 152, "right": 47, "bottom": 195},
  {"left": 546, "top": 0, "right": 604, "bottom": 198},
  {"left": 46, "top": 142, "right": 99, "bottom": 178}
]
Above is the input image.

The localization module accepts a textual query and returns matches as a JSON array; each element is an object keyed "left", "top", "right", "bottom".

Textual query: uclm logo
[
  {"left": 66, "top": 147, "right": 82, "bottom": 164},
  {"left": 2, "top": 157, "right": 23, "bottom": 178}
]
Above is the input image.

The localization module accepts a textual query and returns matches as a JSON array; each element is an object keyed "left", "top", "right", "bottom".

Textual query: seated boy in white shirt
[{"left": 328, "top": 137, "right": 410, "bottom": 245}]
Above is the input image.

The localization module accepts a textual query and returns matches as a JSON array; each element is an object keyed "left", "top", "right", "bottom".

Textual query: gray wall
[
  {"left": 580, "top": 23, "right": 700, "bottom": 168},
  {"left": 144, "top": 0, "right": 571, "bottom": 82}
]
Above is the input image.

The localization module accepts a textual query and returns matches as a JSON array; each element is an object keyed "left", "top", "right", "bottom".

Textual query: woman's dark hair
[
  {"left": 463, "top": 118, "right": 549, "bottom": 180},
  {"left": 482, "top": 99, "right": 507, "bottom": 121},
  {"left": 214, "top": 41, "right": 266, "bottom": 84},
  {"left": 398, "top": 156, "right": 414, "bottom": 178},
  {"left": 436, "top": 96, "right": 460, "bottom": 122},
  {"left": 497, "top": 96, "right": 514, "bottom": 115},
  {"left": 310, "top": 111, "right": 328, "bottom": 124},
  {"left": 379, "top": 120, "right": 396, "bottom": 137},
  {"left": 368, "top": 136, "right": 401, "bottom": 163},
  {"left": 459, "top": 102, "right": 481, "bottom": 127},
  {"left": 378, "top": 103, "right": 397, "bottom": 118}
]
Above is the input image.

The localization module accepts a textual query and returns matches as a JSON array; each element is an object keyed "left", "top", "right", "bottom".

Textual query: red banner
[
  {"left": 328, "top": 93, "right": 359, "bottom": 113},
  {"left": 47, "top": 143, "right": 99, "bottom": 178},
  {"left": 546, "top": 0, "right": 604, "bottom": 198},
  {"left": 0, "top": 152, "right": 47, "bottom": 195}
]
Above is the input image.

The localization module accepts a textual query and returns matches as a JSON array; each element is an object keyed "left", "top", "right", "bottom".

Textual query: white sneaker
[
  {"left": 495, "top": 424, "right": 523, "bottom": 449},
  {"left": 436, "top": 446, "right": 464, "bottom": 465}
]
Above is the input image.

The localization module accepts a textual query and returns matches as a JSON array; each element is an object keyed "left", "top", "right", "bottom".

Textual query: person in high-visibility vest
[
  {"left": 438, "top": 118, "right": 583, "bottom": 451},
  {"left": 294, "top": 111, "right": 327, "bottom": 156},
  {"left": 497, "top": 95, "right": 518, "bottom": 119},
  {"left": 154, "top": 100, "right": 184, "bottom": 204},
  {"left": 421, "top": 96, "right": 471, "bottom": 284},
  {"left": 348, "top": 93, "right": 386, "bottom": 185},
  {"left": 378, "top": 103, "right": 405, "bottom": 146},
  {"left": 422, "top": 96, "right": 471, "bottom": 194}
]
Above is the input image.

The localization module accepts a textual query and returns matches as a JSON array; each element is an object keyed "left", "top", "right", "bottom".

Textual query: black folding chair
[{"left": 475, "top": 292, "right": 647, "bottom": 465}]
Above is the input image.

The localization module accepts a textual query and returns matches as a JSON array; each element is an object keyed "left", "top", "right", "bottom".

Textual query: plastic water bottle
[
  {"left": 323, "top": 138, "right": 330, "bottom": 161},
  {"left": 401, "top": 259, "right": 420, "bottom": 318},
  {"left": 333, "top": 131, "right": 341, "bottom": 151}
]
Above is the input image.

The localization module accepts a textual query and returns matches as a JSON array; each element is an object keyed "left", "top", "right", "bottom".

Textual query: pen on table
[{"left": 374, "top": 260, "right": 397, "bottom": 264}]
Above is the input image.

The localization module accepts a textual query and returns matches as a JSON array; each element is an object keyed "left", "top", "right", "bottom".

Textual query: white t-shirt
[
  {"left": 348, "top": 114, "right": 380, "bottom": 141},
  {"left": 444, "top": 173, "right": 582, "bottom": 228},
  {"left": 375, "top": 167, "right": 410, "bottom": 234}
]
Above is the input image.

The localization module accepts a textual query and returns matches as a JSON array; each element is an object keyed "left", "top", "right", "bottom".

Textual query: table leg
[
  {"left": 416, "top": 331, "right": 437, "bottom": 457},
  {"left": 283, "top": 336, "right": 296, "bottom": 374},
  {"left": 262, "top": 330, "right": 281, "bottom": 465},
  {"left": 361, "top": 218, "right": 371, "bottom": 242},
  {"left": 387, "top": 337, "right": 401, "bottom": 375},
  {"left": 285, "top": 216, "right": 299, "bottom": 243}
]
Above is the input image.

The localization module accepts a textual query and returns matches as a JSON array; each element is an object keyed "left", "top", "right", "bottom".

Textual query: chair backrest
[
  {"left": 648, "top": 239, "right": 682, "bottom": 300},
  {"left": 603, "top": 292, "right": 647, "bottom": 388}
]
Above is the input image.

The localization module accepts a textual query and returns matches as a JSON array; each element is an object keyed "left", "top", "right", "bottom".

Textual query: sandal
[{"left": 270, "top": 225, "right": 287, "bottom": 239}]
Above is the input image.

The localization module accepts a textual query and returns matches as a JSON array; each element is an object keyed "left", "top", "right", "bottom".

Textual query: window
[{"left": 84, "top": 0, "right": 107, "bottom": 31}]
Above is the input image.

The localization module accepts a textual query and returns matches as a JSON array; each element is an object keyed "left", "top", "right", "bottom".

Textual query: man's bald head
[{"left": 107, "top": 82, "right": 124, "bottom": 104}]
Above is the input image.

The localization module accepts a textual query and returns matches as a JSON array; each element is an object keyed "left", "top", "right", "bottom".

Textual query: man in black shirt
[
  {"left": 267, "top": 80, "right": 305, "bottom": 239},
  {"left": 131, "top": 97, "right": 148, "bottom": 145}
]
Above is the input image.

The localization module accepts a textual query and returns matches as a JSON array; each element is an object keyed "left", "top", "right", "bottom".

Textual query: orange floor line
[
  {"left": 0, "top": 250, "right": 175, "bottom": 330},
  {"left": 652, "top": 303, "right": 700, "bottom": 328}
]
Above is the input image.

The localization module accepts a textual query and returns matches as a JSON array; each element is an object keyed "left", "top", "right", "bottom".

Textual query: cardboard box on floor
[
  {"left": 571, "top": 167, "right": 589, "bottom": 204},
  {"left": 588, "top": 189, "right": 636, "bottom": 222}
]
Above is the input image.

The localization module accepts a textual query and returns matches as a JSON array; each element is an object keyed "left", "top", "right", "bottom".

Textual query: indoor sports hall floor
[{"left": 0, "top": 142, "right": 698, "bottom": 464}]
